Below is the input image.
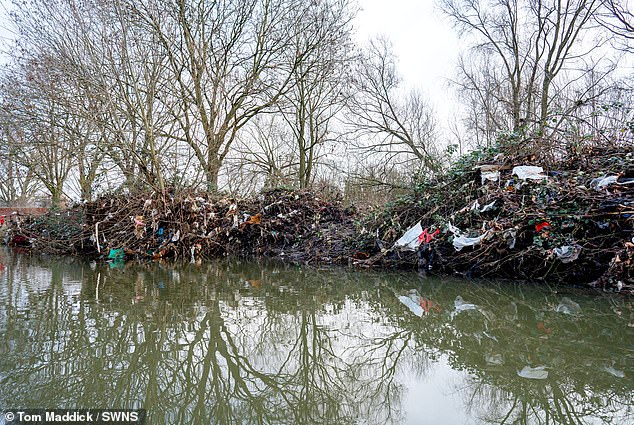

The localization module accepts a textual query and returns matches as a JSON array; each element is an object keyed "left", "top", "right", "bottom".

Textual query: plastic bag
[
  {"left": 481, "top": 171, "right": 500, "bottom": 185},
  {"left": 447, "top": 222, "right": 461, "bottom": 235},
  {"left": 480, "top": 200, "right": 497, "bottom": 212},
  {"left": 418, "top": 227, "right": 440, "bottom": 244},
  {"left": 394, "top": 222, "right": 423, "bottom": 251},
  {"left": 107, "top": 248, "right": 125, "bottom": 260},
  {"left": 504, "top": 228, "right": 517, "bottom": 249},
  {"left": 448, "top": 222, "right": 490, "bottom": 251},
  {"left": 554, "top": 245, "right": 582, "bottom": 263},
  {"left": 395, "top": 222, "right": 441, "bottom": 251},
  {"left": 535, "top": 221, "right": 551, "bottom": 233},
  {"left": 453, "top": 234, "right": 487, "bottom": 251},
  {"left": 590, "top": 175, "right": 618, "bottom": 191},
  {"left": 512, "top": 166, "right": 547, "bottom": 181}
]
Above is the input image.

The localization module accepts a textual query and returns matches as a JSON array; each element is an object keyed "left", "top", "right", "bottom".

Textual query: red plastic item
[
  {"left": 418, "top": 228, "right": 440, "bottom": 244},
  {"left": 535, "top": 221, "right": 551, "bottom": 232}
]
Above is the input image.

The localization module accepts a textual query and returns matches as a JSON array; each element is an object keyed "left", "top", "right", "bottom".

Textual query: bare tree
[
  {"left": 0, "top": 115, "right": 39, "bottom": 206},
  {"left": 4, "top": 0, "right": 206, "bottom": 196},
  {"left": 227, "top": 115, "right": 296, "bottom": 192},
  {"left": 66, "top": 0, "right": 179, "bottom": 193},
  {"left": 98, "top": 0, "right": 172, "bottom": 193},
  {"left": 597, "top": 0, "right": 634, "bottom": 48},
  {"left": 451, "top": 53, "right": 514, "bottom": 148},
  {"left": 123, "top": 0, "right": 339, "bottom": 191},
  {"left": 277, "top": 0, "right": 355, "bottom": 188},
  {"left": 0, "top": 57, "right": 78, "bottom": 208},
  {"left": 224, "top": 0, "right": 355, "bottom": 191},
  {"left": 440, "top": 0, "right": 604, "bottom": 151},
  {"left": 554, "top": 69, "right": 634, "bottom": 149},
  {"left": 346, "top": 38, "right": 442, "bottom": 175},
  {"left": 5, "top": 0, "right": 114, "bottom": 200}
]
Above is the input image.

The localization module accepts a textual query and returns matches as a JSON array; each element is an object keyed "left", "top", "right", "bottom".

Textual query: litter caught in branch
[
  {"left": 476, "top": 164, "right": 505, "bottom": 185},
  {"left": 554, "top": 245, "right": 582, "bottom": 263},
  {"left": 590, "top": 175, "right": 618, "bottom": 191},
  {"left": 453, "top": 234, "right": 489, "bottom": 251},
  {"left": 394, "top": 223, "right": 440, "bottom": 251},
  {"left": 481, "top": 171, "right": 500, "bottom": 185},
  {"left": 535, "top": 221, "right": 551, "bottom": 233},
  {"left": 418, "top": 227, "right": 440, "bottom": 244},
  {"left": 480, "top": 200, "right": 497, "bottom": 212},
  {"left": 394, "top": 222, "right": 423, "bottom": 251},
  {"left": 512, "top": 166, "right": 548, "bottom": 181},
  {"left": 447, "top": 222, "right": 490, "bottom": 251}
]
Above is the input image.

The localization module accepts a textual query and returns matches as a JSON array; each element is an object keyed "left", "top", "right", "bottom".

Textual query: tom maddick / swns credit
[{"left": 2, "top": 409, "right": 146, "bottom": 425}]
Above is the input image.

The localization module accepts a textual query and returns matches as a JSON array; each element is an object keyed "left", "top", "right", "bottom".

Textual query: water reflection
[{"left": 0, "top": 250, "right": 632, "bottom": 424}]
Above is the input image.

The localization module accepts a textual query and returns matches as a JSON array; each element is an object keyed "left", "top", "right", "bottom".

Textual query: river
[{"left": 0, "top": 250, "right": 632, "bottom": 424}]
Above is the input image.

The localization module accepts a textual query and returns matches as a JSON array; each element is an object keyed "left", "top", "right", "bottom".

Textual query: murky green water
[{"left": 0, "top": 249, "right": 632, "bottom": 425}]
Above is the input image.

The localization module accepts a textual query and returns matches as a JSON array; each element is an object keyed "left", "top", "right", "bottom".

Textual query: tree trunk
[
  {"left": 539, "top": 71, "right": 553, "bottom": 136},
  {"left": 50, "top": 187, "right": 62, "bottom": 209},
  {"left": 206, "top": 158, "right": 221, "bottom": 192}
]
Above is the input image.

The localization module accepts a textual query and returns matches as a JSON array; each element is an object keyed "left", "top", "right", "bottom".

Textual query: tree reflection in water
[{"left": 0, "top": 251, "right": 631, "bottom": 424}]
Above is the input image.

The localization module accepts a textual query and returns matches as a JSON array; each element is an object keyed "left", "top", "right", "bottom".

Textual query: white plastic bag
[
  {"left": 554, "top": 245, "right": 582, "bottom": 263},
  {"left": 453, "top": 234, "right": 487, "bottom": 251},
  {"left": 481, "top": 170, "right": 500, "bottom": 185},
  {"left": 512, "top": 165, "right": 547, "bottom": 181},
  {"left": 394, "top": 222, "right": 423, "bottom": 251},
  {"left": 590, "top": 175, "right": 618, "bottom": 191}
]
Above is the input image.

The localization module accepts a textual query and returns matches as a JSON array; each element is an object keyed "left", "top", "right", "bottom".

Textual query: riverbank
[{"left": 4, "top": 145, "right": 632, "bottom": 293}]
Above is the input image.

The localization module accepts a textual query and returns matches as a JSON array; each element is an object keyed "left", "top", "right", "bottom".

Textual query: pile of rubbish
[
  {"left": 1, "top": 208, "right": 84, "bottom": 251},
  {"left": 358, "top": 144, "right": 633, "bottom": 292},
  {"left": 7, "top": 188, "right": 356, "bottom": 265},
  {"left": 4, "top": 144, "right": 632, "bottom": 293}
]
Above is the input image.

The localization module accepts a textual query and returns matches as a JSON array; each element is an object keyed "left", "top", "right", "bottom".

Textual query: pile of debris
[
  {"left": 7, "top": 188, "right": 357, "bottom": 265},
  {"left": 4, "top": 145, "right": 632, "bottom": 292},
  {"left": 359, "top": 144, "right": 633, "bottom": 292}
]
